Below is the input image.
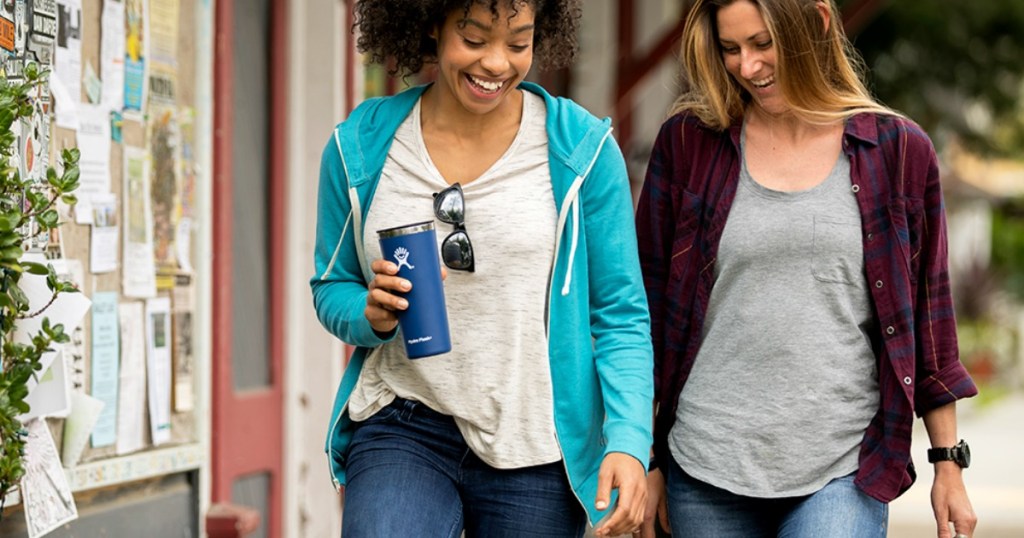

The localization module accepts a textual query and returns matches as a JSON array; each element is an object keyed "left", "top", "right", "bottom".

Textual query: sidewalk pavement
[{"left": 888, "top": 392, "right": 1024, "bottom": 537}]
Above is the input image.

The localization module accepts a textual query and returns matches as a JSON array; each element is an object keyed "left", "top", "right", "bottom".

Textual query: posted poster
[
  {"left": 176, "top": 108, "right": 197, "bottom": 274},
  {"left": 1, "top": 2, "right": 15, "bottom": 55},
  {"left": 56, "top": 259, "right": 87, "bottom": 392},
  {"left": 61, "top": 391, "right": 105, "bottom": 466},
  {"left": 147, "top": 0, "right": 177, "bottom": 105},
  {"left": 1, "top": 1, "right": 23, "bottom": 81},
  {"left": 90, "top": 194, "right": 119, "bottom": 273},
  {"left": 74, "top": 103, "right": 113, "bottom": 224},
  {"left": 116, "top": 301, "right": 147, "bottom": 455},
  {"left": 25, "top": 0, "right": 58, "bottom": 71},
  {"left": 101, "top": 0, "right": 126, "bottom": 110},
  {"left": 22, "top": 419, "right": 79, "bottom": 537},
  {"left": 124, "top": 0, "right": 148, "bottom": 114},
  {"left": 15, "top": 255, "right": 92, "bottom": 395},
  {"left": 172, "top": 280, "right": 194, "bottom": 411},
  {"left": 20, "top": 349, "right": 71, "bottom": 421},
  {"left": 148, "top": 107, "right": 180, "bottom": 273},
  {"left": 90, "top": 292, "right": 121, "bottom": 447},
  {"left": 122, "top": 146, "right": 157, "bottom": 298},
  {"left": 145, "top": 297, "right": 172, "bottom": 446},
  {"left": 18, "top": 83, "right": 51, "bottom": 184},
  {"left": 54, "top": 0, "right": 82, "bottom": 129}
]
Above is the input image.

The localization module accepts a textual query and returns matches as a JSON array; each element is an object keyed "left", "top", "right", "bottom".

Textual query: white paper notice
[
  {"left": 15, "top": 254, "right": 93, "bottom": 393},
  {"left": 101, "top": 0, "right": 126, "bottom": 111},
  {"left": 74, "top": 104, "right": 113, "bottom": 224},
  {"left": 90, "top": 193, "right": 119, "bottom": 273},
  {"left": 54, "top": 0, "right": 83, "bottom": 129},
  {"left": 61, "top": 391, "right": 105, "bottom": 466},
  {"left": 175, "top": 217, "right": 193, "bottom": 274},
  {"left": 54, "top": 260, "right": 88, "bottom": 393},
  {"left": 145, "top": 297, "right": 172, "bottom": 445},
  {"left": 117, "top": 301, "right": 147, "bottom": 455},
  {"left": 19, "top": 349, "right": 71, "bottom": 422},
  {"left": 122, "top": 146, "right": 157, "bottom": 297},
  {"left": 49, "top": 72, "right": 79, "bottom": 132},
  {"left": 22, "top": 419, "right": 79, "bottom": 537}
]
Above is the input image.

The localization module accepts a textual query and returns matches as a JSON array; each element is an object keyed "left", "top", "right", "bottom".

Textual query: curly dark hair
[{"left": 354, "top": 0, "right": 582, "bottom": 77}]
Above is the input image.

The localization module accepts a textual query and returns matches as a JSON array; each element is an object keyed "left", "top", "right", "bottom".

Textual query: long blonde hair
[{"left": 672, "top": 0, "right": 896, "bottom": 129}]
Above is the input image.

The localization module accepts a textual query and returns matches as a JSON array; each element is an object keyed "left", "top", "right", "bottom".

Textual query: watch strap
[
  {"left": 927, "top": 439, "right": 969, "bottom": 468},
  {"left": 927, "top": 446, "right": 956, "bottom": 463}
]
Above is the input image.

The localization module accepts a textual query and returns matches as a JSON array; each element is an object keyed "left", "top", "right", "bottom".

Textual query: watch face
[{"left": 957, "top": 441, "right": 971, "bottom": 468}]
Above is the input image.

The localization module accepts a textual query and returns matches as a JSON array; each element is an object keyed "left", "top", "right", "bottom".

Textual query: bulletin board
[{"left": 1, "top": 0, "right": 203, "bottom": 532}]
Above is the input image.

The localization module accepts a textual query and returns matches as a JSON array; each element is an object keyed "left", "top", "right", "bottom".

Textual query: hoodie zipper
[{"left": 545, "top": 126, "right": 613, "bottom": 526}]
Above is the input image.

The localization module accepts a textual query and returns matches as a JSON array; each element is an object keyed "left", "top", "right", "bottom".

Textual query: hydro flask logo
[{"left": 393, "top": 247, "right": 415, "bottom": 270}]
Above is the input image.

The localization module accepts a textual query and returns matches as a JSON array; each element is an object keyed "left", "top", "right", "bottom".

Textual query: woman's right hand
[
  {"left": 640, "top": 468, "right": 671, "bottom": 537},
  {"left": 365, "top": 259, "right": 411, "bottom": 333}
]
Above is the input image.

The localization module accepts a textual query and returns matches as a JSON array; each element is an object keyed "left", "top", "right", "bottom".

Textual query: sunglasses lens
[
  {"left": 442, "top": 230, "right": 474, "bottom": 271},
  {"left": 433, "top": 187, "right": 464, "bottom": 225}
]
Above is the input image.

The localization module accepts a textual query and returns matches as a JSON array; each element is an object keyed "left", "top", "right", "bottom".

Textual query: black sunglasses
[{"left": 432, "top": 183, "right": 475, "bottom": 272}]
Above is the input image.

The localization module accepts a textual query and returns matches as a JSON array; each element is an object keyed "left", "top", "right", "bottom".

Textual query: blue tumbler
[{"left": 377, "top": 221, "right": 452, "bottom": 358}]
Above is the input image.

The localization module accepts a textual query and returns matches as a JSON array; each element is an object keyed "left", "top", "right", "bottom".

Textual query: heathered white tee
[{"left": 348, "top": 91, "right": 562, "bottom": 469}]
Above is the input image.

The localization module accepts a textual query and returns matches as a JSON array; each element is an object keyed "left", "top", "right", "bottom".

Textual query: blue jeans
[
  {"left": 340, "top": 397, "right": 586, "bottom": 537},
  {"left": 665, "top": 458, "right": 888, "bottom": 537}
]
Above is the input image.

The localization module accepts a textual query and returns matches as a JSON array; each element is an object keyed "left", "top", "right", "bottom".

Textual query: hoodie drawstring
[{"left": 557, "top": 128, "right": 613, "bottom": 296}]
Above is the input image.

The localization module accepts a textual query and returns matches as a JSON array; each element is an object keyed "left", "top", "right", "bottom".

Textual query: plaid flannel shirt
[{"left": 636, "top": 111, "right": 978, "bottom": 502}]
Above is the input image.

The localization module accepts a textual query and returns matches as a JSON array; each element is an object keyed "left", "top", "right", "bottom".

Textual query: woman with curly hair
[
  {"left": 310, "top": 1, "right": 653, "bottom": 536},
  {"left": 636, "top": 0, "right": 977, "bottom": 537}
]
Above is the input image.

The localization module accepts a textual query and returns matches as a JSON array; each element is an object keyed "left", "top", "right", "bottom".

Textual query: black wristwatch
[{"left": 927, "top": 439, "right": 971, "bottom": 468}]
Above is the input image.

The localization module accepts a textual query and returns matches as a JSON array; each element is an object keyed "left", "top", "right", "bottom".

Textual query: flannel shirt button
[
  {"left": 867, "top": 233, "right": 874, "bottom": 241},
  {"left": 903, "top": 376, "right": 912, "bottom": 385},
  {"left": 886, "top": 326, "right": 895, "bottom": 335},
  {"left": 875, "top": 280, "right": 884, "bottom": 288},
  {"left": 851, "top": 184, "right": 861, "bottom": 193}
]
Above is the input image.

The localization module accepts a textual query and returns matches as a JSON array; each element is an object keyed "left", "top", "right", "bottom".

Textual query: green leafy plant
[
  {"left": 0, "top": 62, "right": 81, "bottom": 516},
  {"left": 992, "top": 198, "right": 1024, "bottom": 301}
]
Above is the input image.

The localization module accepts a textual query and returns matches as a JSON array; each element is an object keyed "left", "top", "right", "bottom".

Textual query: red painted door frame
[{"left": 212, "top": 0, "right": 288, "bottom": 536}]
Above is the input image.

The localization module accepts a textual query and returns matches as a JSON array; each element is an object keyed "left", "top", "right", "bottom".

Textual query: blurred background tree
[
  {"left": 992, "top": 198, "right": 1024, "bottom": 300},
  {"left": 847, "top": 0, "right": 1024, "bottom": 157},
  {"left": 839, "top": 0, "right": 1024, "bottom": 389}
]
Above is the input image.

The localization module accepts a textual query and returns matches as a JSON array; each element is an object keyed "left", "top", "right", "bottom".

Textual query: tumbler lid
[{"left": 377, "top": 220, "right": 435, "bottom": 238}]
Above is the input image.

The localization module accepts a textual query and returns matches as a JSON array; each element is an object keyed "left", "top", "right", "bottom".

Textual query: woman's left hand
[
  {"left": 639, "top": 468, "right": 670, "bottom": 538},
  {"left": 930, "top": 463, "right": 977, "bottom": 538},
  {"left": 593, "top": 453, "right": 647, "bottom": 537}
]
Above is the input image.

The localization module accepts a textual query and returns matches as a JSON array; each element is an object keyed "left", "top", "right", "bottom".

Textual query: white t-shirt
[{"left": 349, "top": 91, "right": 562, "bottom": 469}]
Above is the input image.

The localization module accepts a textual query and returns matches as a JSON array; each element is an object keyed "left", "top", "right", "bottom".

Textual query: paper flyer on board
[
  {"left": 90, "top": 292, "right": 120, "bottom": 447},
  {"left": 22, "top": 419, "right": 78, "bottom": 537},
  {"left": 74, "top": 104, "right": 113, "bottom": 225},
  {"left": 15, "top": 254, "right": 92, "bottom": 394},
  {"left": 116, "top": 301, "right": 147, "bottom": 455},
  {"left": 145, "top": 297, "right": 172, "bottom": 445},
  {"left": 61, "top": 391, "right": 105, "bottom": 466},
  {"left": 90, "top": 193, "right": 119, "bottom": 274},
  {"left": 53, "top": 0, "right": 82, "bottom": 129},
  {"left": 124, "top": 0, "right": 148, "bottom": 115},
  {"left": 147, "top": 0, "right": 178, "bottom": 106},
  {"left": 19, "top": 349, "right": 71, "bottom": 421},
  {"left": 122, "top": 146, "right": 157, "bottom": 298},
  {"left": 101, "top": 0, "right": 126, "bottom": 110}
]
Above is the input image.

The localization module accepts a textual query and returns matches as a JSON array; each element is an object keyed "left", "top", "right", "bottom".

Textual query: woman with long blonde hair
[{"left": 636, "top": 1, "right": 978, "bottom": 536}]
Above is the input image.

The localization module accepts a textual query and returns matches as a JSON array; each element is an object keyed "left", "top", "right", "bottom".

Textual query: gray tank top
[{"left": 669, "top": 127, "right": 880, "bottom": 497}]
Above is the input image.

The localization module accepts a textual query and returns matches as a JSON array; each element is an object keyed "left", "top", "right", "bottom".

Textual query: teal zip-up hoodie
[{"left": 310, "top": 82, "right": 653, "bottom": 526}]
